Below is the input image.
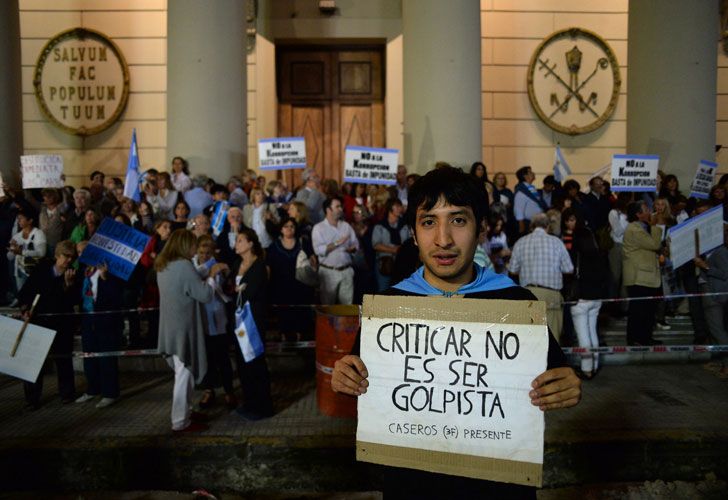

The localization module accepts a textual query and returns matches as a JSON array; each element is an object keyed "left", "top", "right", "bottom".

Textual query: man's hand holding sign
[{"left": 331, "top": 166, "right": 580, "bottom": 495}]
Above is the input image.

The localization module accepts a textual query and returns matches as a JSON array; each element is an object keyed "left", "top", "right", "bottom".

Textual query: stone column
[
  {"left": 167, "top": 0, "right": 247, "bottom": 182},
  {"left": 402, "top": 0, "right": 481, "bottom": 174},
  {"left": 0, "top": 0, "right": 23, "bottom": 188},
  {"left": 627, "top": 0, "right": 718, "bottom": 189}
]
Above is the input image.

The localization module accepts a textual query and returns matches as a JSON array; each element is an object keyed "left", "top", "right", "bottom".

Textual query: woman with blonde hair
[
  {"left": 156, "top": 229, "right": 228, "bottom": 433},
  {"left": 243, "top": 187, "right": 279, "bottom": 249}
]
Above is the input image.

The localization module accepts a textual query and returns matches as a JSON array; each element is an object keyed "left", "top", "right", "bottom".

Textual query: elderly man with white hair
[
  {"left": 509, "top": 212, "right": 574, "bottom": 341},
  {"left": 295, "top": 168, "right": 325, "bottom": 224}
]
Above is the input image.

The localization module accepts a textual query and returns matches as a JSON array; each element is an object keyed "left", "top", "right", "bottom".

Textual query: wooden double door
[{"left": 277, "top": 46, "right": 385, "bottom": 187}]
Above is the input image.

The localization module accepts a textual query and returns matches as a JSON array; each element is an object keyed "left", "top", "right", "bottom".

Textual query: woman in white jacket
[{"left": 7, "top": 209, "right": 47, "bottom": 295}]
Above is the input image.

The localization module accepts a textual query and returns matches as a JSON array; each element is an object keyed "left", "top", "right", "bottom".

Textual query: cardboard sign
[
  {"left": 21, "top": 155, "right": 64, "bottom": 189},
  {"left": 79, "top": 217, "right": 150, "bottom": 280},
  {"left": 667, "top": 205, "right": 725, "bottom": 269},
  {"left": 357, "top": 295, "right": 548, "bottom": 487},
  {"left": 0, "top": 315, "right": 56, "bottom": 383},
  {"left": 689, "top": 160, "right": 718, "bottom": 199},
  {"left": 258, "top": 137, "right": 307, "bottom": 170},
  {"left": 610, "top": 154, "right": 659, "bottom": 192},
  {"left": 344, "top": 146, "right": 399, "bottom": 185}
]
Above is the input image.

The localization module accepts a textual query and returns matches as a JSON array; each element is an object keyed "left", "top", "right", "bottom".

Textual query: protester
[
  {"left": 227, "top": 176, "right": 249, "bottom": 208},
  {"left": 694, "top": 223, "right": 728, "bottom": 357},
  {"left": 138, "top": 220, "right": 172, "bottom": 347},
  {"left": 191, "top": 213, "right": 211, "bottom": 238},
  {"left": 156, "top": 229, "right": 227, "bottom": 433},
  {"left": 623, "top": 201, "right": 664, "bottom": 346},
  {"left": 192, "top": 235, "right": 236, "bottom": 410},
  {"left": 17, "top": 240, "right": 79, "bottom": 409},
  {"left": 659, "top": 174, "right": 687, "bottom": 217},
  {"left": 243, "top": 188, "right": 278, "bottom": 249},
  {"left": 509, "top": 213, "right": 574, "bottom": 341},
  {"left": 343, "top": 183, "right": 368, "bottom": 221},
  {"left": 331, "top": 166, "right": 580, "bottom": 498},
  {"left": 371, "top": 198, "right": 408, "bottom": 292},
  {"left": 137, "top": 200, "right": 155, "bottom": 233},
  {"left": 171, "top": 199, "right": 191, "bottom": 232},
  {"left": 312, "top": 197, "right": 359, "bottom": 304},
  {"left": 36, "top": 188, "right": 65, "bottom": 254},
  {"left": 607, "top": 192, "right": 631, "bottom": 316},
  {"left": 229, "top": 228, "right": 274, "bottom": 420},
  {"left": 216, "top": 206, "right": 246, "bottom": 265},
  {"left": 514, "top": 166, "right": 548, "bottom": 236},
  {"left": 7, "top": 209, "right": 47, "bottom": 297},
  {"left": 266, "top": 217, "right": 315, "bottom": 339},
  {"left": 69, "top": 209, "right": 101, "bottom": 244},
  {"left": 62, "top": 188, "right": 91, "bottom": 238},
  {"left": 470, "top": 161, "right": 494, "bottom": 206},
  {"left": 395, "top": 164, "right": 409, "bottom": 207},
  {"left": 538, "top": 175, "right": 558, "bottom": 209},
  {"left": 147, "top": 171, "right": 179, "bottom": 221},
  {"left": 171, "top": 156, "right": 192, "bottom": 193},
  {"left": 184, "top": 174, "right": 214, "bottom": 218},
  {"left": 582, "top": 176, "right": 611, "bottom": 232},
  {"left": 74, "top": 259, "right": 124, "bottom": 408},
  {"left": 562, "top": 208, "right": 608, "bottom": 379},
  {"left": 295, "top": 168, "right": 325, "bottom": 224}
]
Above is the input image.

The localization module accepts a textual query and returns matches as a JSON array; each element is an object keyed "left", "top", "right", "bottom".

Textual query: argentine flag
[
  {"left": 553, "top": 145, "right": 572, "bottom": 183},
  {"left": 123, "top": 129, "right": 141, "bottom": 202}
]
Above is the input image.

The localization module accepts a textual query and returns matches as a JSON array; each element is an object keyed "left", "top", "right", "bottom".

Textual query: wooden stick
[
  {"left": 694, "top": 228, "right": 701, "bottom": 259},
  {"left": 10, "top": 294, "right": 40, "bottom": 357}
]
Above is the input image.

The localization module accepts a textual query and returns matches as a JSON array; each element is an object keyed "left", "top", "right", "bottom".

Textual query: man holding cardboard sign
[{"left": 332, "top": 166, "right": 580, "bottom": 498}]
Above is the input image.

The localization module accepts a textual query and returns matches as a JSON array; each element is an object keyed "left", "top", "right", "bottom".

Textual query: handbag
[
  {"left": 234, "top": 299, "right": 265, "bottom": 363},
  {"left": 295, "top": 246, "right": 319, "bottom": 287}
]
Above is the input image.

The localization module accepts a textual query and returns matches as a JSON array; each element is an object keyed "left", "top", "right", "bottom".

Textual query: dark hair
[
  {"left": 384, "top": 197, "right": 403, "bottom": 215},
  {"left": 405, "top": 166, "right": 489, "bottom": 235},
  {"left": 615, "top": 192, "right": 632, "bottom": 212},
  {"left": 470, "top": 162, "right": 488, "bottom": 180},
  {"left": 627, "top": 201, "right": 646, "bottom": 222},
  {"left": 238, "top": 227, "right": 264, "bottom": 258},
  {"left": 16, "top": 209, "right": 37, "bottom": 226},
  {"left": 543, "top": 175, "right": 556, "bottom": 186},
  {"left": 663, "top": 174, "right": 679, "bottom": 189},
  {"left": 719, "top": 173, "right": 728, "bottom": 186},
  {"left": 279, "top": 216, "right": 299, "bottom": 238},
  {"left": 323, "top": 196, "right": 342, "bottom": 214},
  {"left": 175, "top": 199, "right": 191, "bottom": 217},
  {"left": 560, "top": 207, "right": 586, "bottom": 234},
  {"left": 172, "top": 156, "right": 190, "bottom": 175},
  {"left": 210, "top": 184, "right": 227, "bottom": 196},
  {"left": 90, "top": 170, "right": 104, "bottom": 181},
  {"left": 515, "top": 166, "right": 532, "bottom": 183},
  {"left": 563, "top": 179, "right": 581, "bottom": 194}
]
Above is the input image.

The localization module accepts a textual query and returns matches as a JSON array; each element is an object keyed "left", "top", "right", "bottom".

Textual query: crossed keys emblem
[{"left": 537, "top": 45, "right": 609, "bottom": 119}]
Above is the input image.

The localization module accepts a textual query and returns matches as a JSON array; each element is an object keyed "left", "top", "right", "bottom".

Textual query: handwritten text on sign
[
  {"left": 21, "top": 155, "right": 64, "bottom": 189},
  {"left": 689, "top": 160, "right": 717, "bottom": 200},
  {"left": 610, "top": 154, "right": 659, "bottom": 192},
  {"left": 667, "top": 205, "right": 724, "bottom": 269},
  {"left": 79, "top": 217, "right": 150, "bottom": 280},
  {"left": 258, "top": 137, "right": 307, "bottom": 170},
  {"left": 344, "top": 146, "right": 399, "bottom": 185},
  {"left": 357, "top": 296, "right": 548, "bottom": 487}
]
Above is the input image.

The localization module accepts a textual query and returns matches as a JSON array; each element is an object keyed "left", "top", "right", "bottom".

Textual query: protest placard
[
  {"left": 689, "top": 160, "right": 718, "bottom": 199},
  {"left": 79, "top": 217, "right": 151, "bottom": 280},
  {"left": 0, "top": 315, "right": 56, "bottom": 383},
  {"left": 667, "top": 205, "right": 724, "bottom": 269},
  {"left": 357, "top": 295, "right": 548, "bottom": 487},
  {"left": 258, "top": 137, "right": 307, "bottom": 170},
  {"left": 610, "top": 154, "right": 659, "bottom": 192},
  {"left": 344, "top": 146, "right": 399, "bottom": 185},
  {"left": 20, "top": 155, "right": 64, "bottom": 189}
]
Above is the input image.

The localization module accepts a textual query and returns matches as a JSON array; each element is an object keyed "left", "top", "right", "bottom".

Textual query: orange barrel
[{"left": 315, "top": 305, "right": 360, "bottom": 418}]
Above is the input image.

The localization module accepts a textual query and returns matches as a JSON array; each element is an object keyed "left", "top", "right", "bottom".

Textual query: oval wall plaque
[{"left": 33, "top": 27, "right": 130, "bottom": 136}]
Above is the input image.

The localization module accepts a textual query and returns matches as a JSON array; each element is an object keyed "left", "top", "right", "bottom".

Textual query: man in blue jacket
[{"left": 332, "top": 166, "right": 581, "bottom": 498}]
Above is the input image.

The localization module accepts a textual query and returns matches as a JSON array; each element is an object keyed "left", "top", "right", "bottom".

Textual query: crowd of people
[{"left": 2, "top": 156, "right": 727, "bottom": 428}]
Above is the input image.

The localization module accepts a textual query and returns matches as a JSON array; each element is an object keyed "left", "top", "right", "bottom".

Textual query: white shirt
[
  {"left": 312, "top": 218, "right": 359, "bottom": 268},
  {"left": 608, "top": 209, "right": 628, "bottom": 244}
]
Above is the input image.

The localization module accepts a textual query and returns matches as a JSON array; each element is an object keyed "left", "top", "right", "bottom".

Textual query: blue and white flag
[
  {"left": 235, "top": 301, "right": 265, "bottom": 362},
  {"left": 123, "top": 129, "right": 141, "bottom": 202},
  {"left": 553, "top": 145, "right": 572, "bottom": 183},
  {"left": 79, "top": 218, "right": 151, "bottom": 281},
  {"left": 211, "top": 200, "right": 229, "bottom": 238}
]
